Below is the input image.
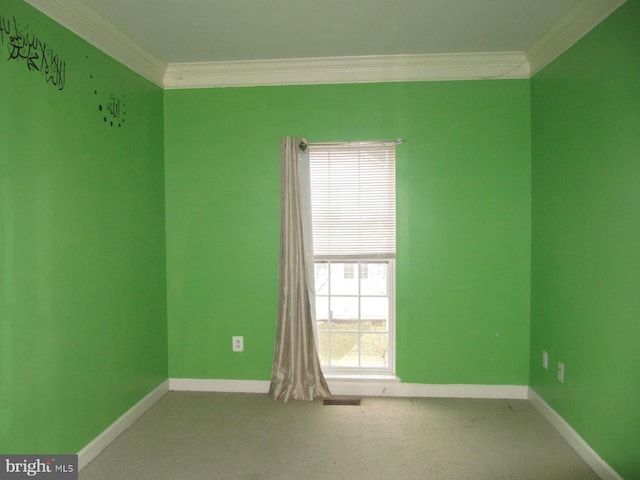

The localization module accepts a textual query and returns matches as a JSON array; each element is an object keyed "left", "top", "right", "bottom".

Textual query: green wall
[
  {"left": 12, "top": 3, "right": 638, "bottom": 477},
  {"left": 530, "top": 2, "right": 640, "bottom": 479},
  {"left": 165, "top": 80, "right": 532, "bottom": 385},
  {"left": 0, "top": 2, "right": 167, "bottom": 453}
]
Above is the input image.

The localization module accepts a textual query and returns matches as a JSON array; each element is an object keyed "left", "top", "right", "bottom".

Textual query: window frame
[
  {"left": 313, "top": 258, "right": 396, "bottom": 377},
  {"left": 308, "top": 141, "right": 397, "bottom": 377}
]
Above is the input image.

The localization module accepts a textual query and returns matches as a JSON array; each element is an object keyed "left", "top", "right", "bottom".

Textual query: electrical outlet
[
  {"left": 558, "top": 362, "right": 565, "bottom": 383},
  {"left": 232, "top": 336, "right": 244, "bottom": 352},
  {"left": 542, "top": 350, "right": 549, "bottom": 369}
]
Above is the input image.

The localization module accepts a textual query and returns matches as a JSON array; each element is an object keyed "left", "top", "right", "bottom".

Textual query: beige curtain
[{"left": 269, "top": 137, "right": 331, "bottom": 402}]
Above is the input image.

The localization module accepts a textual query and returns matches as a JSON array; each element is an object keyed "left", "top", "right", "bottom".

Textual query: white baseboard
[
  {"left": 528, "top": 388, "right": 622, "bottom": 480},
  {"left": 329, "top": 380, "right": 529, "bottom": 399},
  {"left": 169, "top": 377, "right": 528, "bottom": 400},
  {"left": 169, "top": 378, "right": 271, "bottom": 393},
  {"left": 77, "top": 380, "right": 169, "bottom": 470}
]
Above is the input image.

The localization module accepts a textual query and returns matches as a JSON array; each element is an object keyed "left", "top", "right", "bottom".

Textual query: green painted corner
[
  {"left": 0, "top": 2, "right": 167, "bottom": 453},
  {"left": 530, "top": 2, "right": 640, "bottom": 479}
]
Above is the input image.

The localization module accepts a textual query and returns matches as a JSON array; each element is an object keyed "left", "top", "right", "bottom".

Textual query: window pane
[
  {"left": 315, "top": 296, "right": 329, "bottom": 323},
  {"left": 330, "top": 263, "right": 358, "bottom": 295},
  {"left": 314, "top": 263, "right": 329, "bottom": 295},
  {"left": 360, "top": 333, "right": 389, "bottom": 367},
  {"left": 316, "top": 331, "right": 330, "bottom": 366},
  {"left": 360, "top": 322, "right": 387, "bottom": 334},
  {"left": 361, "top": 262, "right": 388, "bottom": 296},
  {"left": 343, "top": 263, "right": 355, "bottom": 279},
  {"left": 331, "top": 296, "right": 358, "bottom": 322},
  {"left": 328, "top": 333, "right": 359, "bottom": 367},
  {"left": 359, "top": 263, "right": 368, "bottom": 279},
  {"left": 361, "top": 297, "right": 388, "bottom": 332}
]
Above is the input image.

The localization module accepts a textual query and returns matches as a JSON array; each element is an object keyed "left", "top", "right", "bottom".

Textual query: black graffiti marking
[
  {"left": 95, "top": 90, "right": 126, "bottom": 128},
  {"left": 0, "top": 15, "right": 11, "bottom": 45},
  {"left": 89, "top": 63, "right": 127, "bottom": 128},
  {"left": 0, "top": 14, "right": 66, "bottom": 90},
  {"left": 107, "top": 93, "right": 120, "bottom": 118}
]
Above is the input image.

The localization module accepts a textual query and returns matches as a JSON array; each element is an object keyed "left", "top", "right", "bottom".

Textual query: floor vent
[{"left": 323, "top": 398, "right": 361, "bottom": 406}]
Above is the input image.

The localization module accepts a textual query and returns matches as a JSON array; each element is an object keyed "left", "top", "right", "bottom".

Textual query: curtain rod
[{"left": 307, "top": 138, "right": 406, "bottom": 147}]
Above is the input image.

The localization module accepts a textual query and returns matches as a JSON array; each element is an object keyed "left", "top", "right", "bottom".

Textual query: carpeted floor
[{"left": 79, "top": 392, "right": 600, "bottom": 480}]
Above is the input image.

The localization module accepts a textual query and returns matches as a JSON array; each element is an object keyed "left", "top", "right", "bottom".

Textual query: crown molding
[
  {"left": 526, "top": 0, "right": 627, "bottom": 75},
  {"left": 163, "top": 52, "right": 530, "bottom": 89},
  {"left": 23, "top": 0, "right": 167, "bottom": 87}
]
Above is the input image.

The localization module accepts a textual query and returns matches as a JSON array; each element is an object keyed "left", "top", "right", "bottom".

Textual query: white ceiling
[
  {"left": 24, "top": 0, "right": 626, "bottom": 87},
  {"left": 75, "top": 0, "right": 578, "bottom": 63},
  {"left": 76, "top": 0, "right": 579, "bottom": 63}
]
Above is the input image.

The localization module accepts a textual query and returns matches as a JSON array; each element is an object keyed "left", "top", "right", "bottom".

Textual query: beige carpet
[{"left": 80, "top": 392, "right": 600, "bottom": 480}]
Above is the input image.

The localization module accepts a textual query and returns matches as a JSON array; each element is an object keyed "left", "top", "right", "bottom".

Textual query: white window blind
[{"left": 308, "top": 142, "right": 396, "bottom": 259}]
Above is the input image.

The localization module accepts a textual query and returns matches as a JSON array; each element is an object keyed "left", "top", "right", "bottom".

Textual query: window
[
  {"left": 359, "top": 263, "right": 368, "bottom": 280},
  {"left": 343, "top": 264, "right": 355, "bottom": 279},
  {"left": 309, "top": 142, "right": 396, "bottom": 375}
]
